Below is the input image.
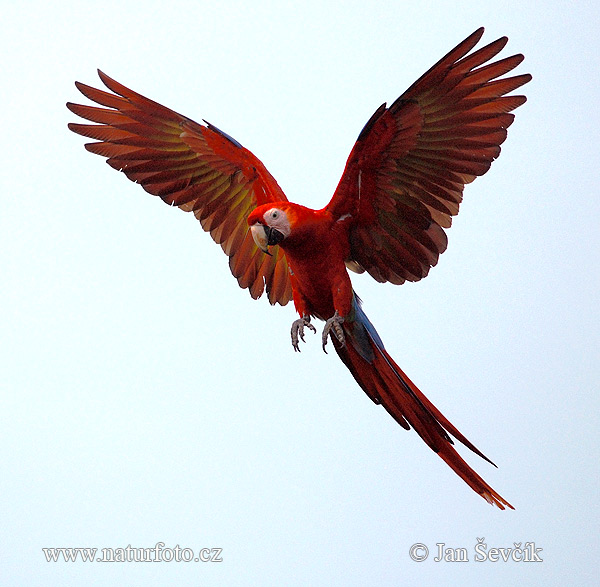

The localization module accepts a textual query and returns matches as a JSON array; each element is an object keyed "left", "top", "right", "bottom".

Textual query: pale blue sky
[{"left": 2, "top": 1, "right": 598, "bottom": 585}]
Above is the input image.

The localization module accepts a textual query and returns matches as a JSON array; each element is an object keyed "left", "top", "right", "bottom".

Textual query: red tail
[{"left": 336, "top": 301, "right": 513, "bottom": 509}]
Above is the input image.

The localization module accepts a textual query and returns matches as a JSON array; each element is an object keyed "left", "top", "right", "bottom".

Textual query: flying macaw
[{"left": 68, "top": 27, "right": 530, "bottom": 509}]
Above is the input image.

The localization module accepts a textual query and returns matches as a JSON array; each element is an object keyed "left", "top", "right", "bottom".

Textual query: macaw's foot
[
  {"left": 291, "top": 316, "right": 316, "bottom": 352},
  {"left": 322, "top": 311, "right": 345, "bottom": 353}
]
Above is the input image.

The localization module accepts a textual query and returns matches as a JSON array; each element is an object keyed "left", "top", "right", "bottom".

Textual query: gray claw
[
  {"left": 291, "top": 316, "right": 316, "bottom": 352},
  {"left": 322, "top": 311, "right": 345, "bottom": 353}
]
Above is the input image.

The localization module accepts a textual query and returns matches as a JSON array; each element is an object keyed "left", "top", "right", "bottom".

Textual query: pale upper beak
[{"left": 251, "top": 223, "right": 269, "bottom": 254}]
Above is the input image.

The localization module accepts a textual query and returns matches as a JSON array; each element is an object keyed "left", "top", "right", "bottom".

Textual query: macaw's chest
[{"left": 283, "top": 243, "right": 353, "bottom": 321}]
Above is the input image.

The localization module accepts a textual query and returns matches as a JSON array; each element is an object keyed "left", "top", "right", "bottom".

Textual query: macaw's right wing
[{"left": 68, "top": 70, "right": 292, "bottom": 305}]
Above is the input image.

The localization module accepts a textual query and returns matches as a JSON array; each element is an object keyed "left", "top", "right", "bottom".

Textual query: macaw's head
[{"left": 248, "top": 203, "right": 294, "bottom": 255}]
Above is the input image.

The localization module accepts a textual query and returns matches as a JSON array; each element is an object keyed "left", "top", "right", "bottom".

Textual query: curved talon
[
  {"left": 322, "top": 311, "right": 345, "bottom": 353},
  {"left": 291, "top": 316, "right": 316, "bottom": 352}
]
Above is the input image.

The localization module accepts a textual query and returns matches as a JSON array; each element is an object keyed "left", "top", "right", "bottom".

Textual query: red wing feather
[
  {"left": 327, "top": 27, "right": 531, "bottom": 285},
  {"left": 68, "top": 70, "right": 292, "bottom": 305}
]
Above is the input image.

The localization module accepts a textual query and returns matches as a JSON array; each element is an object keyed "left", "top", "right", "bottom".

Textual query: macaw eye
[{"left": 272, "top": 211, "right": 279, "bottom": 219}]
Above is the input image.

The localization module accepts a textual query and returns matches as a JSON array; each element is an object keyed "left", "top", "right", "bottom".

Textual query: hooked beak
[{"left": 250, "top": 223, "right": 284, "bottom": 255}]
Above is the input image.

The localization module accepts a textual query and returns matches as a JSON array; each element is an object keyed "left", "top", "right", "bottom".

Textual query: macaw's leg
[
  {"left": 322, "top": 311, "right": 345, "bottom": 353},
  {"left": 291, "top": 315, "right": 316, "bottom": 352}
]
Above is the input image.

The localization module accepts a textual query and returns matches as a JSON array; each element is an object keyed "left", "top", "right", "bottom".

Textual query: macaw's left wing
[
  {"left": 326, "top": 27, "right": 531, "bottom": 284},
  {"left": 68, "top": 71, "right": 292, "bottom": 305}
]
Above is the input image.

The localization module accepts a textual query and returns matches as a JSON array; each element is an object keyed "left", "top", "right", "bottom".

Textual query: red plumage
[{"left": 68, "top": 27, "right": 530, "bottom": 508}]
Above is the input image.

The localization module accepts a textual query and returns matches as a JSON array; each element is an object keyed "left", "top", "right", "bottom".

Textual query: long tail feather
[{"left": 335, "top": 295, "right": 513, "bottom": 509}]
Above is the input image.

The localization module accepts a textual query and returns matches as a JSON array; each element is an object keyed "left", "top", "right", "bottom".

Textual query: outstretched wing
[
  {"left": 68, "top": 70, "right": 292, "bottom": 305},
  {"left": 326, "top": 27, "right": 531, "bottom": 284}
]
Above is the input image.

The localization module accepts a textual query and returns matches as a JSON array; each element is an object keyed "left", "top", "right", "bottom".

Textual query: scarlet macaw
[{"left": 68, "top": 28, "right": 530, "bottom": 509}]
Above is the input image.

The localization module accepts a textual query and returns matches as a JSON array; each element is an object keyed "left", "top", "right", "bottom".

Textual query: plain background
[{"left": 2, "top": 1, "right": 598, "bottom": 585}]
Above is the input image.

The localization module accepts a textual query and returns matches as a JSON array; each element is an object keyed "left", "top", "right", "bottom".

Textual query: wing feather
[
  {"left": 68, "top": 70, "right": 292, "bottom": 305},
  {"left": 327, "top": 28, "right": 530, "bottom": 283}
]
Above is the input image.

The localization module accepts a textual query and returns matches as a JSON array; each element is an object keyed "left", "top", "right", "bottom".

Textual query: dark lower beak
[
  {"left": 250, "top": 223, "right": 285, "bottom": 256},
  {"left": 264, "top": 226, "right": 284, "bottom": 246}
]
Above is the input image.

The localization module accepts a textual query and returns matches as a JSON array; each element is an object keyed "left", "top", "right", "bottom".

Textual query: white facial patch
[{"left": 263, "top": 208, "right": 291, "bottom": 239}]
